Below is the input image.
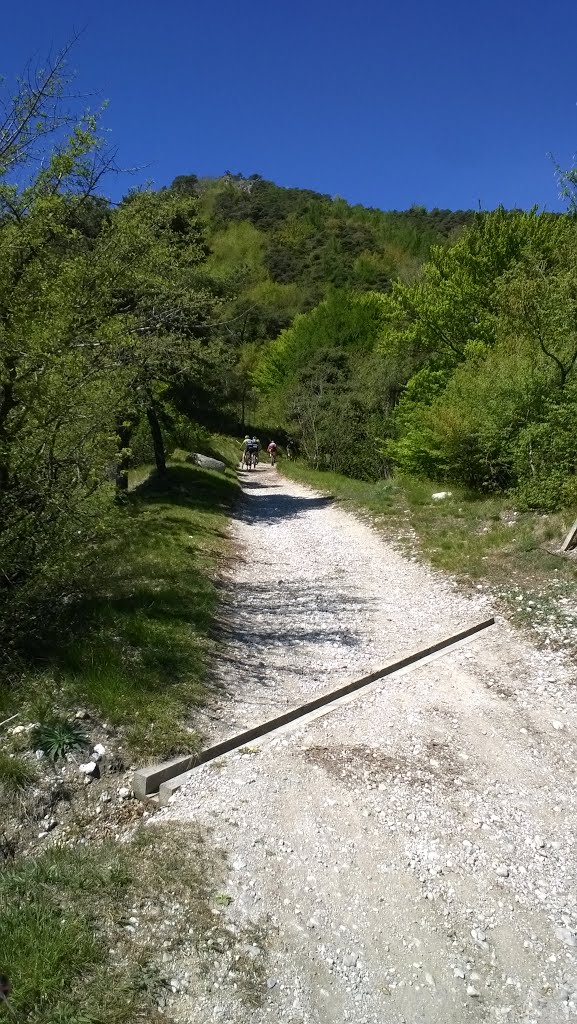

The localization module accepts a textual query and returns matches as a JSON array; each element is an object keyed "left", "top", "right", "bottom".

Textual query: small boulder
[
  {"left": 431, "top": 491, "right": 452, "bottom": 501},
  {"left": 187, "top": 453, "right": 226, "bottom": 473}
]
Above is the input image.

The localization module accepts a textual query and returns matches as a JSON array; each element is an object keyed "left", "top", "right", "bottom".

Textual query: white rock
[
  {"left": 552, "top": 721, "right": 564, "bottom": 730},
  {"left": 35, "top": 749, "right": 44, "bottom": 760},
  {"left": 79, "top": 761, "right": 97, "bottom": 775},
  {"left": 453, "top": 968, "right": 465, "bottom": 979},
  {"left": 467, "top": 985, "right": 480, "bottom": 997},
  {"left": 431, "top": 492, "right": 452, "bottom": 500},
  {"left": 11, "top": 725, "right": 25, "bottom": 735},
  {"left": 496, "top": 866, "right": 509, "bottom": 877},
  {"left": 118, "top": 786, "right": 131, "bottom": 799},
  {"left": 93, "top": 743, "right": 106, "bottom": 757},
  {"left": 555, "top": 926, "right": 577, "bottom": 947}
]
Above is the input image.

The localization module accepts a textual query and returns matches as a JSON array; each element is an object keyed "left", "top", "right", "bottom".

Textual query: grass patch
[
  {"left": 282, "top": 461, "right": 577, "bottom": 643},
  {"left": 0, "top": 752, "right": 37, "bottom": 795},
  {"left": 0, "top": 462, "right": 239, "bottom": 759},
  {"left": 0, "top": 824, "right": 223, "bottom": 1023}
]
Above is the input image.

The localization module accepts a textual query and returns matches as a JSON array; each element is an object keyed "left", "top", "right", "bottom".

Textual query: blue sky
[{"left": 3, "top": 0, "right": 577, "bottom": 210}]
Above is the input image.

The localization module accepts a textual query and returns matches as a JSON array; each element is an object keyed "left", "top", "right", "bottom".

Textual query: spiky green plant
[{"left": 31, "top": 717, "right": 88, "bottom": 762}]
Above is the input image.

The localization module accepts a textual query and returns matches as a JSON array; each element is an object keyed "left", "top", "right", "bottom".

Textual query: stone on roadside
[
  {"left": 431, "top": 491, "right": 452, "bottom": 501},
  {"left": 187, "top": 453, "right": 226, "bottom": 473}
]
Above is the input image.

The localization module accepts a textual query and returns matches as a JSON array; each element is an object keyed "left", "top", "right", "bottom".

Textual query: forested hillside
[
  {"left": 168, "top": 171, "right": 475, "bottom": 428},
  {"left": 183, "top": 172, "right": 577, "bottom": 515},
  {"left": 173, "top": 170, "right": 473, "bottom": 316},
  {"left": 254, "top": 204, "right": 577, "bottom": 512}
]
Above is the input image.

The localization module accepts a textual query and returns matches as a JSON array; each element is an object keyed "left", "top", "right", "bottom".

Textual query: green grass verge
[
  {"left": 0, "top": 460, "right": 239, "bottom": 759},
  {"left": 281, "top": 461, "right": 577, "bottom": 641},
  {"left": 0, "top": 824, "right": 222, "bottom": 1023}
]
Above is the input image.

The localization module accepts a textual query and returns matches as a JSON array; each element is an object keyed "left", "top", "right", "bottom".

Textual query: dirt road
[{"left": 160, "top": 465, "right": 577, "bottom": 1023}]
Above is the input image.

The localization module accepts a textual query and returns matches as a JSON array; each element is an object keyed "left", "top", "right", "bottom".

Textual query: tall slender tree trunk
[
  {"left": 146, "top": 405, "right": 166, "bottom": 476},
  {"left": 115, "top": 417, "right": 132, "bottom": 495}
]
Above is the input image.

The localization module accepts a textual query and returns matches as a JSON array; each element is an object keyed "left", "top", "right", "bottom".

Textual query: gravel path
[{"left": 159, "top": 465, "right": 577, "bottom": 1023}]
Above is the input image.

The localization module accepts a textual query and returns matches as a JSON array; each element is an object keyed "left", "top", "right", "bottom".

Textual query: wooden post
[{"left": 561, "top": 519, "right": 577, "bottom": 553}]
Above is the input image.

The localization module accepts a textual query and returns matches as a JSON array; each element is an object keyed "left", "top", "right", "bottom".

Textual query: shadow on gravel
[
  {"left": 212, "top": 580, "right": 367, "bottom": 699},
  {"left": 237, "top": 486, "right": 334, "bottom": 525}
]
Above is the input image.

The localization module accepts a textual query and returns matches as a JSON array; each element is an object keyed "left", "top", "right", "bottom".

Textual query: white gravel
[{"left": 159, "top": 465, "right": 577, "bottom": 1023}]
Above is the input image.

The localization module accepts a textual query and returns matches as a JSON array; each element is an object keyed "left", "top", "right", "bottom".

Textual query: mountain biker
[
  {"left": 267, "top": 440, "right": 278, "bottom": 465},
  {"left": 241, "top": 435, "right": 257, "bottom": 468},
  {"left": 252, "top": 437, "right": 261, "bottom": 465}
]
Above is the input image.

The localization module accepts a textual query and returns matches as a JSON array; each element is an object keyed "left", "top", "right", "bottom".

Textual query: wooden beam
[
  {"left": 561, "top": 519, "right": 577, "bottom": 553},
  {"left": 133, "top": 617, "right": 494, "bottom": 799}
]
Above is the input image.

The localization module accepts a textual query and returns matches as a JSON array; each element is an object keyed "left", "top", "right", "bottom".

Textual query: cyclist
[
  {"left": 252, "top": 437, "right": 261, "bottom": 465},
  {"left": 267, "top": 440, "right": 278, "bottom": 465},
  {"left": 241, "top": 435, "right": 256, "bottom": 469},
  {"left": 286, "top": 439, "right": 295, "bottom": 460}
]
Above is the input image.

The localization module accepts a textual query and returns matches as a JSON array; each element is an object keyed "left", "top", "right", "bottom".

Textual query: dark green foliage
[{"left": 256, "top": 291, "right": 393, "bottom": 479}]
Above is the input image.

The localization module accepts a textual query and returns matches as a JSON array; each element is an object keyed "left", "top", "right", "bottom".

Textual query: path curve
[{"left": 161, "top": 465, "right": 577, "bottom": 1024}]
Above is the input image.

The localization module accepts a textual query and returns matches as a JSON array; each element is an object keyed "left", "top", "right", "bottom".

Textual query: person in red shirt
[{"left": 267, "top": 440, "right": 278, "bottom": 465}]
